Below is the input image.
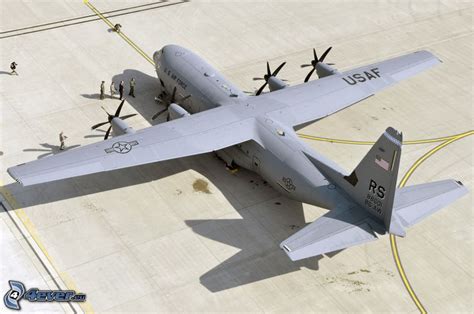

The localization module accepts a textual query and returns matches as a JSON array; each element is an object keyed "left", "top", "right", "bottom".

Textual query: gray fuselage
[{"left": 154, "top": 45, "right": 346, "bottom": 209}]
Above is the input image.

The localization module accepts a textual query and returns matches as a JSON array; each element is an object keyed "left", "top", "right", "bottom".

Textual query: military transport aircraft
[{"left": 7, "top": 45, "right": 468, "bottom": 261}]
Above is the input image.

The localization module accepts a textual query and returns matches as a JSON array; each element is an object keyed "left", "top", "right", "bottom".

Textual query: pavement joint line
[
  {"left": 390, "top": 129, "right": 474, "bottom": 314},
  {"left": 0, "top": 1, "right": 187, "bottom": 40},
  {"left": 0, "top": 1, "right": 167, "bottom": 34},
  {"left": 84, "top": 0, "right": 155, "bottom": 66},
  {"left": 0, "top": 198, "right": 80, "bottom": 314},
  {"left": 0, "top": 183, "right": 93, "bottom": 314},
  {"left": 2, "top": 5, "right": 473, "bottom": 307},
  {"left": 0, "top": 129, "right": 470, "bottom": 312}
]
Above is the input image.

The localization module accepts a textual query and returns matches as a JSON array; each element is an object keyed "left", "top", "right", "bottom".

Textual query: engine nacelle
[
  {"left": 316, "top": 63, "right": 338, "bottom": 79},
  {"left": 268, "top": 76, "right": 287, "bottom": 92},
  {"left": 169, "top": 103, "right": 190, "bottom": 120},
  {"left": 111, "top": 117, "right": 135, "bottom": 136}
]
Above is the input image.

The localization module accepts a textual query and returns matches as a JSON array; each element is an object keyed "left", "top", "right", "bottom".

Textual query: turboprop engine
[
  {"left": 168, "top": 103, "right": 190, "bottom": 120},
  {"left": 91, "top": 100, "right": 136, "bottom": 139},
  {"left": 253, "top": 61, "right": 288, "bottom": 95},
  {"left": 301, "top": 47, "right": 339, "bottom": 82}
]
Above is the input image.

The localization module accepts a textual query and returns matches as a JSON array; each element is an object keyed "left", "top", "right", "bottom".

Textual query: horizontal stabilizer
[
  {"left": 280, "top": 204, "right": 381, "bottom": 261},
  {"left": 394, "top": 179, "right": 468, "bottom": 228}
]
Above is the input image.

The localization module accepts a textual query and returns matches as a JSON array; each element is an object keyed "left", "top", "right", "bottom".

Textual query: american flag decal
[{"left": 375, "top": 154, "right": 390, "bottom": 171}]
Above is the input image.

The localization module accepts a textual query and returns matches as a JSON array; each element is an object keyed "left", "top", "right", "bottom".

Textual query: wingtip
[{"left": 6, "top": 166, "right": 23, "bottom": 186}]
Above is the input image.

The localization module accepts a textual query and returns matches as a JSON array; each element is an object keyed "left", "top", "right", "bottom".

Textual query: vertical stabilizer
[{"left": 304, "top": 127, "right": 405, "bottom": 236}]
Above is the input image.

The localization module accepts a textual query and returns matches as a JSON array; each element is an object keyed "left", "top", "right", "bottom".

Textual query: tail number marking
[{"left": 365, "top": 179, "right": 386, "bottom": 215}]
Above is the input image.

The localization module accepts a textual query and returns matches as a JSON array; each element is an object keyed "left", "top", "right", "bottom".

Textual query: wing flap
[
  {"left": 394, "top": 179, "right": 468, "bottom": 228},
  {"left": 280, "top": 204, "right": 380, "bottom": 261}
]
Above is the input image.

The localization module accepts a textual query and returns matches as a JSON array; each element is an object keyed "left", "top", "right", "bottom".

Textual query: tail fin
[{"left": 304, "top": 127, "right": 405, "bottom": 235}]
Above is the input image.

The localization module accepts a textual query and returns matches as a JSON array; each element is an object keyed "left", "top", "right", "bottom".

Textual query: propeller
[
  {"left": 253, "top": 61, "right": 286, "bottom": 96},
  {"left": 152, "top": 86, "right": 190, "bottom": 121},
  {"left": 91, "top": 99, "right": 137, "bottom": 140},
  {"left": 301, "top": 47, "right": 334, "bottom": 82}
]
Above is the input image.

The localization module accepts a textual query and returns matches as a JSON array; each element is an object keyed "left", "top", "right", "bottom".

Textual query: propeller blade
[
  {"left": 104, "top": 125, "right": 112, "bottom": 140},
  {"left": 120, "top": 113, "right": 137, "bottom": 120},
  {"left": 100, "top": 106, "right": 111, "bottom": 116},
  {"left": 170, "top": 87, "right": 177, "bottom": 103},
  {"left": 272, "top": 62, "right": 286, "bottom": 77},
  {"left": 166, "top": 112, "right": 170, "bottom": 122},
  {"left": 181, "top": 95, "right": 191, "bottom": 102},
  {"left": 300, "top": 64, "right": 312, "bottom": 68},
  {"left": 255, "top": 81, "right": 268, "bottom": 96},
  {"left": 266, "top": 61, "right": 271, "bottom": 76},
  {"left": 91, "top": 121, "right": 109, "bottom": 130},
  {"left": 320, "top": 46, "right": 332, "bottom": 63},
  {"left": 252, "top": 77, "right": 265, "bottom": 81},
  {"left": 114, "top": 99, "right": 126, "bottom": 117},
  {"left": 313, "top": 48, "right": 318, "bottom": 62},
  {"left": 304, "top": 67, "right": 316, "bottom": 83},
  {"left": 152, "top": 108, "right": 167, "bottom": 120}
]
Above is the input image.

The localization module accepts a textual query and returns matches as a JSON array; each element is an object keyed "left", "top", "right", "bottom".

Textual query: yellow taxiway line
[
  {"left": 298, "top": 132, "right": 467, "bottom": 145},
  {"left": 83, "top": 0, "right": 155, "bottom": 66},
  {"left": 9, "top": 3, "right": 472, "bottom": 312},
  {"left": 0, "top": 183, "right": 95, "bottom": 313},
  {"left": 390, "top": 129, "right": 473, "bottom": 314}
]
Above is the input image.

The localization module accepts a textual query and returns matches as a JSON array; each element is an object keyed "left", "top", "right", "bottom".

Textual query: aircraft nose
[{"left": 153, "top": 49, "right": 162, "bottom": 63}]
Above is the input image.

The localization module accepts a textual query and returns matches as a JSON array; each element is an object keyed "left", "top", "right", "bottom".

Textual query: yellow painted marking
[
  {"left": 0, "top": 183, "right": 95, "bottom": 313},
  {"left": 7, "top": 4, "right": 474, "bottom": 309},
  {"left": 298, "top": 132, "right": 465, "bottom": 145},
  {"left": 398, "top": 130, "right": 474, "bottom": 187},
  {"left": 390, "top": 129, "right": 473, "bottom": 314},
  {"left": 84, "top": 0, "right": 155, "bottom": 66}
]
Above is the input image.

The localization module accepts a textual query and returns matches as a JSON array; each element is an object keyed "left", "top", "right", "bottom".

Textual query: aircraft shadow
[
  {"left": 112, "top": 69, "right": 163, "bottom": 124},
  {"left": 2, "top": 153, "right": 333, "bottom": 292},
  {"left": 81, "top": 93, "right": 102, "bottom": 99},
  {"left": 23, "top": 143, "right": 81, "bottom": 159},
  {"left": 3, "top": 68, "right": 332, "bottom": 292},
  {"left": 185, "top": 202, "right": 324, "bottom": 292}
]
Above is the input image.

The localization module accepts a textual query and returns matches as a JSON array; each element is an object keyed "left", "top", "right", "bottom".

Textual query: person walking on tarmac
[
  {"left": 119, "top": 80, "right": 125, "bottom": 100},
  {"left": 100, "top": 81, "right": 105, "bottom": 100},
  {"left": 10, "top": 62, "right": 18, "bottom": 75},
  {"left": 59, "top": 131, "right": 68, "bottom": 151},
  {"left": 110, "top": 81, "right": 116, "bottom": 99},
  {"left": 129, "top": 78, "right": 136, "bottom": 98}
]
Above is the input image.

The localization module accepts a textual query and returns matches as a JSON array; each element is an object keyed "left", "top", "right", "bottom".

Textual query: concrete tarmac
[{"left": 0, "top": 1, "right": 472, "bottom": 312}]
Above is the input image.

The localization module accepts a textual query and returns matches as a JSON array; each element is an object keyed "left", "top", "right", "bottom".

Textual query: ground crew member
[
  {"left": 59, "top": 131, "right": 68, "bottom": 150},
  {"left": 100, "top": 81, "right": 105, "bottom": 100},
  {"left": 114, "top": 24, "right": 122, "bottom": 32},
  {"left": 119, "top": 80, "right": 125, "bottom": 100},
  {"left": 10, "top": 62, "right": 18, "bottom": 75},
  {"left": 129, "top": 78, "right": 136, "bottom": 98},
  {"left": 110, "top": 81, "right": 116, "bottom": 98}
]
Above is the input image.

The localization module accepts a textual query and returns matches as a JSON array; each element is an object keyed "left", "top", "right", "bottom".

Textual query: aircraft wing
[
  {"left": 280, "top": 203, "right": 381, "bottom": 261},
  {"left": 8, "top": 106, "right": 257, "bottom": 186},
  {"left": 254, "top": 50, "right": 440, "bottom": 128}
]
